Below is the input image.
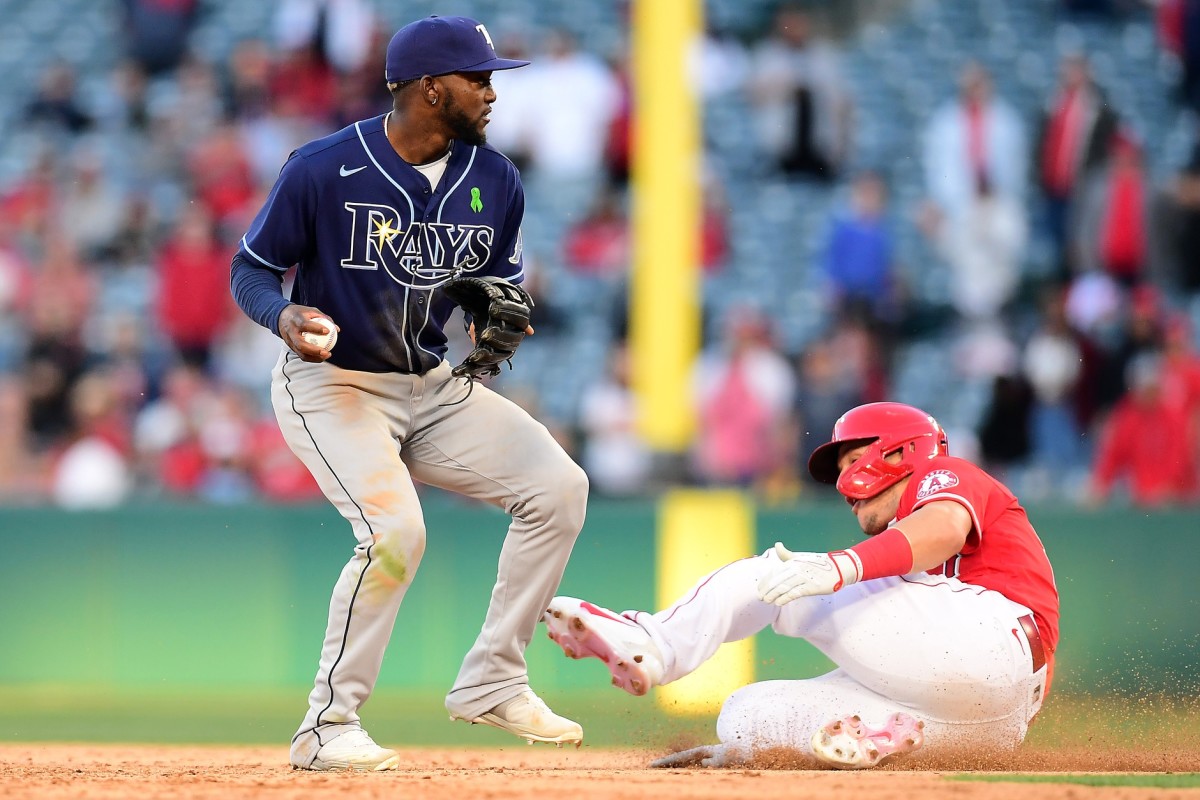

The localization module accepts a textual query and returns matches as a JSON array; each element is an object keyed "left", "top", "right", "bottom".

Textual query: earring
[{"left": 430, "top": 97, "right": 438, "bottom": 105}]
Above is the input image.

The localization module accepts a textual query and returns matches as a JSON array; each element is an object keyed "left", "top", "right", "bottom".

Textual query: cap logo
[
  {"left": 385, "top": 16, "right": 528, "bottom": 83},
  {"left": 916, "top": 469, "right": 958, "bottom": 500}
]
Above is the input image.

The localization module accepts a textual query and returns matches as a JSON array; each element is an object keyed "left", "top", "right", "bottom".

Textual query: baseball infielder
[
  {"left": 545, "top": 402, "right": 1058, "bottom": 768},
  {"left": 231, "top": 16, "right": 588, "bottom": 771}
]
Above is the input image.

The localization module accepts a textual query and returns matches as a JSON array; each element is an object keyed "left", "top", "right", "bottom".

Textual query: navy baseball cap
[{"left": 385, "top": 16, "right": 530, "bottom": 83}]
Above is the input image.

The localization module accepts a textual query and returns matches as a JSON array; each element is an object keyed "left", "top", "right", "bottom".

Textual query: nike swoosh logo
[
  {"left": 580, "top": 601, "right": 638, "bottom": 627},
  {"left": 339, "top": 165, "right": 367, "bottom": 177}
]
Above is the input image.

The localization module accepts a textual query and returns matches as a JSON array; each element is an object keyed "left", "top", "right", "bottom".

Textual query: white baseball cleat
[
  {"left": 303, "top": 729, "right": 400, "bottom": 771},
  {"left": 810, "top": 712, "right": 925, "bottom": 769},
  {"left": 455, "top": 688, "right": 583, "bottom": 747},
  {"left": 543, "top": 596, "right": 664, "bottom": 696}
]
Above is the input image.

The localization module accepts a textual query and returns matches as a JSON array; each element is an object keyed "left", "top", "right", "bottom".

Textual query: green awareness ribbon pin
[{"left": 470, "top": 187, "right": 483, "bottom": 213}]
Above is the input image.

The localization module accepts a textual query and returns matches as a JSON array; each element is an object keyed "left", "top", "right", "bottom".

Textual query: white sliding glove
[{"left": 756, "top": 542, "right": 861, "bottom": 606}]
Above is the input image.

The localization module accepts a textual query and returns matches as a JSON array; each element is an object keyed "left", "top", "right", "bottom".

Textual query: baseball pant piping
[
  {"left": 275, "top": 354, "right": 430, "bottom": 767},
  {"left": 280, "top": 356, "right": 380, "bottom": 752}
]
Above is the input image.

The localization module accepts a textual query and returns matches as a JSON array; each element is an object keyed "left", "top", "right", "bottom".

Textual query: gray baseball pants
[{"left": 273, "top": 353, "right": 588, "bottom": 767}]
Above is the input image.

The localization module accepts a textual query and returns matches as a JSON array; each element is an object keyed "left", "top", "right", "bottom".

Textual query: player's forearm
[
  {"left": 890, "top": 501, "right": 972, "bottom": 573},
  {"left": 231, "top": 252, "right": 293, "bottom": 337},
  {"left": 761, "top": 501, "right": 971, "bottom": 605}
]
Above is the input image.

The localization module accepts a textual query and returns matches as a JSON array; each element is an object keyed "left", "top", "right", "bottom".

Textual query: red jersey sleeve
[
  {"left": 900, "top": 456, "right": 990, "bottom": 553},
  {"left": 895, "top": 456, "right": 1060, "bottom": 655}
]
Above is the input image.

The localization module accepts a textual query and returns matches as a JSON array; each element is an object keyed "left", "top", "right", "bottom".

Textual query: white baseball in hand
[{"left": 301, "top": 317, "right": 338, "bottom": 351}]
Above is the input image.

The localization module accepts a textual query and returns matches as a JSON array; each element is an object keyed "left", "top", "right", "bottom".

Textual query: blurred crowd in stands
[{"left": 1, "top": 0, "right": 1198, "bottom": 509}]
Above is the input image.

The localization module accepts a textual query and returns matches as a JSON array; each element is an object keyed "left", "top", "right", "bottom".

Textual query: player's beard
[
  {"left": 857, "top": 509, "right": 890, "bottom": 536},
  {"left": 442, "top": 93, "right": 486, "bottom": 146},
  {"left": 853, "top": 485, "right": 903, "bottom": 536}
]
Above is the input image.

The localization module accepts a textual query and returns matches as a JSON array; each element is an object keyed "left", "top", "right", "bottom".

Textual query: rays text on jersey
[{"left": 340, "top": 201, "right": 495, "bottom": 288}]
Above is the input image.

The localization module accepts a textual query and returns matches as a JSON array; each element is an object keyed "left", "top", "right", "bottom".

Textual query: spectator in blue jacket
[{"left": 823, "top": 170, "right": 896, "bottom": 323}]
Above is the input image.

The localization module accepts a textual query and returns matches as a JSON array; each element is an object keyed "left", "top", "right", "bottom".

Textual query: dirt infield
[{"left": 2, "top": 744, "right": 1198, "bottom": 800}]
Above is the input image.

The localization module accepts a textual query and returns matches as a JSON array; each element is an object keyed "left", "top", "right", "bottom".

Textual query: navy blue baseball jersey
[{"left": 238, "top": 112, "right": 525, "bottom": 374}]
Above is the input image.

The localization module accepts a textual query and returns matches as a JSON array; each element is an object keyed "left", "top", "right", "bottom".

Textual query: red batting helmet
[{"left": 808, "top": 402, "right": 949, "bottom": 501}]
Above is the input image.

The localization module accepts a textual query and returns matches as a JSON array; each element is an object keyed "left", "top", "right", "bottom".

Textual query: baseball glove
[{"left": 442, "top": 275, "right": 534, "bottom": 380}]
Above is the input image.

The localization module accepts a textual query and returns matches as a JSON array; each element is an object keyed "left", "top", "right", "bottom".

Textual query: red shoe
[
  {"left": 543, "top": 596, "right": 664, "bottom": 696},
  {"left": 810, "top": 712, "right": 925, "bottom": 769}
]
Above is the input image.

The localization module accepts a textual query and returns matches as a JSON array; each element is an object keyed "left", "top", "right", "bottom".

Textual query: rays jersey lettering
[
  {"left": 340, "top": 204, "right": 493, "bottom": 288},
  {"left": 237, "top": 113, "right": 526, "bottom": 374}
]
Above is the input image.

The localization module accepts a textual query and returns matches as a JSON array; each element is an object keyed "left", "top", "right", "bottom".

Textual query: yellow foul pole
[
  {"left": 631, "top": 0, "right": 756, "bottom": 716},
  {"left": 630, "top": 0, "right": 701, "bottom": 450},
  {"left": 656, "top": 489, "right": 755, "bottom": 714}
]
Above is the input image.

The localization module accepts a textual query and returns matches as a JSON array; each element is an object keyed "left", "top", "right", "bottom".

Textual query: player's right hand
[
  {"left": 757, "top": 543, "right": 860, "bottom": 605},
  {"left": 278, "top": 304, "right": 339, "bottom": 363}
]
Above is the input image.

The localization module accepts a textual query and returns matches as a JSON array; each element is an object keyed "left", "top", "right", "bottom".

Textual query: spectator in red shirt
[
  {"left": 0, "top": 149, "right": 58, "bottom": 245},
  {"left": 187, "top": 123, "right": 259, "bottom": 228},
  {"left": 602, "top": 49, "right": 632, "bottom": 187},
  {"left": 563, "top": 185, "right": 629, "bottom": 277},
  {"left": 1090, "top": 352, "right": 1199, "bottom": 506},
  {"left": 248, "top": 418, "right": 323, "bottom": 502},
  {"left": 1162, "top": 314, "right": 1200, "bottom": 413},
  {"left": 155, "top": 205, "right": 238, "bottom": 367},
  {"left": 1161, "top": 314, "right": 1200, "bottom": 476},
  {"left": 1033, "top": 54, "right": 1119, "bottom": 276},
  {"left": 132, "top": 362, "right": 210, "bottom": 494},
  {"left": 268, "top": 40, "right": 339, "bottom": 124},
  {"left": 1075, "top": 131, "right": 1149, "bottom": 287},
  {"left": 692, "top": 312, "right": 797, "bottom": 488},
  {"left": 564, "top": 181, "right": 728, "bottom": 278}
]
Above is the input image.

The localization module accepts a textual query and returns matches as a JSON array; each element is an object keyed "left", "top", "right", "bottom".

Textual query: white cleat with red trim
[
  {"left": 543, "top": 597, "right": 664, "bottom": 696},
  {"left": 810, "top": 712, "right": 925, "bottom": 769}
]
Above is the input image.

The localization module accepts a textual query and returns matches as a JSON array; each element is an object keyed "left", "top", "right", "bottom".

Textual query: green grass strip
[
  {"left": 0, "top": 685, "right": 717, "bottom": 748},
  {"left": 949, "top": 774, "right": 1200, "bottom": 788}
]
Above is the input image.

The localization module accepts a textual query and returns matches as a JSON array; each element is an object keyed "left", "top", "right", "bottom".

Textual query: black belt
[{"left": 1018, "top": 613, "right": 1047, "bottom": 673}]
